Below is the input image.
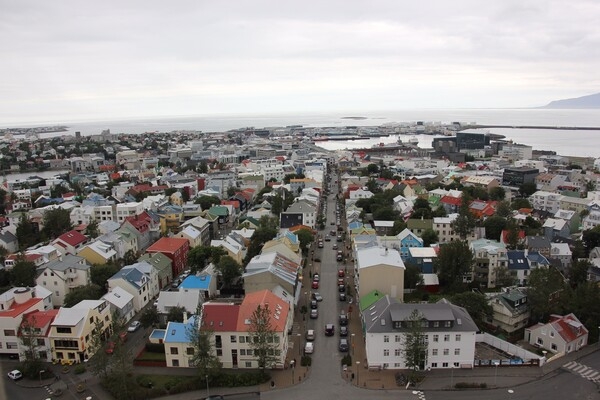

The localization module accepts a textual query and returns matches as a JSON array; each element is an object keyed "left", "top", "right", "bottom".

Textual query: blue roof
[
  {"left": 180, "top": 275, "right": 211, "bottom": 290},
  {"left": 163, "top": 316, "right": 196, "bottom": 343},
  {"left": 507, "top": 250, "right": 529, "bottom": 270},
  {"left": 348, "top": 221, "right": 363, "bottom": 230}
]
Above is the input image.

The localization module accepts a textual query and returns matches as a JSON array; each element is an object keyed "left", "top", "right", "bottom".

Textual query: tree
[
  {"left": 527, "top": 267, "right": 567, "bottom": 323},
  {"left": 494, "top": 266, "right": 517, "bottom": 287},
  {"left": 86, "top": 219, "right": 100, "bottom": 238},
  {"left": 451, "top": 196, "right": 475, "bottom": 240},
  {"left": 495, "top": 200, "right": 512, "bottom": 218},
  {"left": 404, "top": 264, "right": 423, "bottom": 289},
  {"left": 258, "top": 215, "right": 279, "bottom": 230},
  {"left": 505, "top": 220, "right": 521, "bottom": 250},
  {"left": 195, "top": 195, "right": 220, "bottom": 210},
  {"left": 248, "top": 304, "right": 279, "bottom": 372},
  {"left": 434, "top": 241, "right": 473, "bottom": 293},
  {"left": 16, "top": 214, "right": 39, "bottom": 250},
  {"left": 198, "top": 161, "right": 208, "bottom": 174},
  {"left": 91, "top": 263, "right": 121, "bottom": 290},
  {"left": 510, "top": 198, "right": 532, "bottom": 210},
  {"left": 523, "top": 216, "right": 542, "bottom": 236},
  {"left": 271, "top": 194, "right": 283, "bottom": 216},
  {"left": 41, "top": 208, "right": 73, "bottom": 240},
  {"left": 167, "top": 306, "right": 186, "bottom": 323},
  {"left": 401, "top": 309, "right": 428, "bottom": 380},
  {"left": 87, "top": 318, "right": 112, "bottom": 380},
  {"left": 215, "top": 256, "right": 242, "bottom": 288},
  {"left": 421, "top": 228, "right": 439, "bottom": 247},
  {"left": 188, "top": 313, "right": 222, "bottom": 378},
  {"left": 484, "top": 216, "right": 507, "bottom": 241},
  {"left": 366, "top": 163, "right": 380, "bottom": 175},
  {"left": 569, "top": 259, "right": 593, "bottom": 288},
  {"left": 390, "top": 220, "right": 407, "bottom": 236},
  {"left": 121, "top": 249, "right": 139, "bottom": 266},
  {"left": 489, "top": 186, "right": 506, "bottom": 201},
  {"left": 518, "top": 182, "right": 537, "bottom": 198},
  {"left": 64, "top": 284, "right": 103, "bottom": 307},
  {"left": 372, "top": 205, "right": 398, "bottom": 221},
  {"left": 139, "top": 307, "right": 160, "bottom": 328},
  {"left": 583, "top": 226, "right": 600, "bottom": 256},
  {"left": 19, "top": 314, "right": 45, "bottom": 378},
  {"left": 296, "top": 229, "right": 314, "bottom": 256},
  {"left": 449, "top": 292, "right": 493, "bottom": 330},
  {"left": 10, "top": 257, "right": 37, "bottom": 287}
]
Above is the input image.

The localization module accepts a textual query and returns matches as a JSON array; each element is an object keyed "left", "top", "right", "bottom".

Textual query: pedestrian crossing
[
  {"left": 562, "top": 361, "right": 600, "bottom": 384},
  {"left": 411, "top": 390, "right": 426, "bottom": 400}
]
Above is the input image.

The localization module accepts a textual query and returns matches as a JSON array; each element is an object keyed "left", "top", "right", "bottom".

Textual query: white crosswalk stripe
[{"left": 563, "top": 361, "right": 600, "bottom": 383}]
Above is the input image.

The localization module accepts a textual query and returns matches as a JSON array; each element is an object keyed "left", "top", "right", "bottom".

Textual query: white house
[
  {"left": 102, "top": 286, "right": 135, "bottom": 322},
  {"left": 35, "top": 254, "right": 92, "bottom": 307},
  {"left": 525, "top": 313, "right": 588, "bottom": 355},
  {"left": 349, "top": 188, "right": 374, "bottom": 200},
  {"left": 107, "top": 265, "right": 151, "bottom": 312},
  {"left": 363, "top": 296, "right": 478, "bottom": 370},
  {"left": 530, "top": 191, "right": 562, "bottom": 214}
]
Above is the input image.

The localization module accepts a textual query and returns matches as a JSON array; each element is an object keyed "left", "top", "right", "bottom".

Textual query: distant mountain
[{"left": 541, "top": 93, "right": 600, "bottom": 109}]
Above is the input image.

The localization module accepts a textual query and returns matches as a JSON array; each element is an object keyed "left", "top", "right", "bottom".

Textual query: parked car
[
  {"left": 304, "top": 342, "right": 314, "bottom": 354},
  {"left": 339, "top": 326, "right": 348, "bottom": 337},
  {"left": 205, "top": 396, "right": 225, "bottom": 400},
  {"left": 306, "top": 329, "right": 315, "bottom": 341},
  {"left": 339, "top": 338, "right": 349, "bottom": 352},
  {"left": 127, "top": 321, "right": 141, "bottom": 332},
  {"left": 318, "top": 241, "right": 324, "bottom": 248},
  {"left": 310, "top": 309, "right": 318, "bottom": 319},
  {"left": 338, "top": 284, "right": 346, "bottom": 292},
  {"left": 313, "top": 273, "right": 320, "bottom": 281},
  {"left": 7, "top": 370, "right": 22, "bottom": 380},
  {"left": 310, "top": 300, "right": 318, "bottom": 309},
  {"left": 339, "top": 292, "right": 347, "bottom": 302},
  {"left": 332, "top": 243, "right": 338, "bottom": 250},
  {"left": 325, "top": 236, "right": 331, "bottom": 242},
  {"left": 325, "top": 324, "right": 335, "bottom": 336},
  {"left": 312, "top": 280, "right": 319, "bottom": 289},
  {"left": 338, "top": 269, "right": 345, "bottom": 277},
  {"left": 118, "top": 331, "right": 128, "bottom": 343},
  {"left": 338, "top": 278, "right": 344, "bottom": 285},
  {"left": 337, "top": 235, "right": 342, "bottom": 242},
  {"left": 339, "top": 314, "right": 348, "bottom": 326},
  {"left": 312, "top": 292, "right": 323, "bottom": 302}
]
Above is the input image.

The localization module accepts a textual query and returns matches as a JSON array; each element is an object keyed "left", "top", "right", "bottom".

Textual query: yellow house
[
  {"left": 157, "top": 207, "right": 184, "bottom": 234},
  {"left": 49, "top": 299, "right": 112, "bottom": 363},
  {"left": 77, "top": 241, "right": 117, "bottom": 266}
]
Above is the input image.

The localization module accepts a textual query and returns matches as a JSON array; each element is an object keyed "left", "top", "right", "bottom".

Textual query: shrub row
[{"left": 454, "top": 382, "right": 488, "bottom": 389}]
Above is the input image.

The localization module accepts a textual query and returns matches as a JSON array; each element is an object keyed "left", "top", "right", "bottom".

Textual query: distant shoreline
[{"left": 341, "top": 116, "right": 367, "bottom": 120}]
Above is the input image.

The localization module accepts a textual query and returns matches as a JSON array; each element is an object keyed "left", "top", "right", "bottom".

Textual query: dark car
[
  {"left": 312, "top": 292, "right": 323, "bottom": 302},
  {"left": 338, "top": 269, "right": 345, "bottom": 278},
  {"left": 205, "top": 396, "right": 225, "bottom": 400},
  {"left": 311, "top": 300, "right": 318, "bottom": 309},
  {"left": 339, "top": 314, "right": 348, "bottom": 326},
  {"left": 325, "top": 324, "right": 335, "bottom": 336},
  {"left": 339, "top": 292, "right": 347, "bottom": 302},
  {"left": 338, "top": 284, "right": 346, "bottom": 292},
  {"left": 339, "top": 326, "right": 348, "bottom": 337},
  {"left": 339, "top": 338, "right": 349, "bottom": 352}
]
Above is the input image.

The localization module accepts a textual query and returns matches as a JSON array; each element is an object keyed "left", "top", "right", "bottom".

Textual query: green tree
[
  {"left": 215, "top": 256, "right": 242, "bottom": 288},
  {"left": 372, "top": 205, "right": 398, "bottom": 221},
  {"left": 484, "top": 216, "right": 507, "bottom": 241},
  {"left": 495, "top": 200, "right": 512, "bottom": 218},
  {"left": 16, "top": 214, "right": 40, "bottom": 250},
  {"left": 41, "top": 208, "right": 73, "bottom": 240},
  {"left": 195, "top": 195, "right": 220, "bottom": 210},
  {"left": 390, "top": 220, "right": 407, "bottom": 236},
  {"left": 434, "top": 241, "right": 473, "bottom": 293},
  {"left": 91, "top": 263, "right": 121, "bottom": 290},
  {"left": 296, "top": 228, "right": 314, "bottom": 256},
  {"left": 449, "top": 292, "right": 493, "bottom": 330},
  {"left": 248, "top": 304, "right": 279, "bottom": 372},
  {"left": 258, "top": 215, "right": 280, "bottom": 230},
  {"left": 167, "top": 306, "right": 186, "bottom": 323},
  {"left": 583, "top": 226, "right": 600, "bottom": 256},
  {"left": 86, "top": 219, "right": 100, "bottom": 238},
  {"left": 271, "top": 194, "right": 283, "bottom": 216},
  {"left": 401, "top": 309, "right": 428, "bottom": 380},
  {"left": 19, "top": 314, "right": 45, "bottom": 378},
  {"left": 494, "top": 266, "right": 517, "bottom": 287},
  {"left": 139, "top": 307, "right": 160, "bottom": 328},
  {"left": 188, "top": 313, "right": 222, "bottom": 378},
  {"left": 527, "top": 267, "right": 567, "bottom": 323},
  {"left": 518, "top": 182, "right": 537, "bottom": 198},
  {"left": 523, "top": 216, "right": 542, "bottom": 236},
  {"left": 421, "top": 228, "right": 439, "bottom": 247},
  {"left": 198, "top": 161, "right": 208, "bottom": 174},
  {"left": 10, "top": 257, "right": 37, "bottom": 287},
  {"left": 489, "top": 186, "right": 506, "bottom": 201},
  {"left": 510, "top": 198, "right": 532, "bottom": 210},
  {"left": 64, "top": 284, "right": 103, "bottom": 307},
  {"left": 366, "top": 163, "right": 380, "bottom": 175},
  {"left": 569, "top": 259, "right": 592, "bottom": 288},
  {"left": 404, "top": 264, "right": 423, "bottom": 289},
  {"left": 86, "top": 318, "right": 112, "bottom": 380},
  {"left": 451, "top": 196, "right": 475, "bottom": 240}
]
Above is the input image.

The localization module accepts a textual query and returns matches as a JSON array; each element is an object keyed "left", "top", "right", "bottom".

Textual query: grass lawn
[
  {"left": 136, "top": 374, "right": 198, "bottom": 390},
  {"left": 135, "top": 351, "right": 167, "bottom": 362}
]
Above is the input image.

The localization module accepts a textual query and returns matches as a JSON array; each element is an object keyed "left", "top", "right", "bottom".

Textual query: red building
[{"left": 146, "top": 237, "right": 190, "bottom": 277}]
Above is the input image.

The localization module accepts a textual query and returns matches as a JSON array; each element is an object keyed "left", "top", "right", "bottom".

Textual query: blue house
[
  {"left": 397, "top": 228, "right": 424, "bottom": 259},
  {"left": 180, "top": 274, "right": 214, "bottom": 300},
  {"left": 163, "top": 316, "right": 196, "bottom": 368}
]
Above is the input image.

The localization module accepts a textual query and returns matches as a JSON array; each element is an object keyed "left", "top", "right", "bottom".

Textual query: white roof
[
  {"left": 356, "top": 246, "right": 405, "bottom": 270},
  {"left": 373, "top": 220, "right": 394, "bottom": 228},
  {"left": 433, "top": 213, "right": 459, "bottom": 224},
  {"left": 53, "top": 307, "right": 87, "bottom": 327},
  {"left": 102, "top": 286, "right": 134, "bottom": 309},
  {"left": 408, "top": 247, "right": 438, "bottom": 258},
  {"left": 156, "top": 290, "right": 202, "bottom": 314},
  {"left": 421, "top": 273, "right": 440, "bottom": 286}
]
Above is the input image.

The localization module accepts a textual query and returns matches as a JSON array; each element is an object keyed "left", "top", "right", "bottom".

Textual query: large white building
[
  {"left": 35, "top": 255, "right": 92, "bottom": 307},
  {"left": 363, "top": 296, "right": 478, "bottom": 370},
  {"left": 530, "top": 191, "right": 562, "bottom": 214}
]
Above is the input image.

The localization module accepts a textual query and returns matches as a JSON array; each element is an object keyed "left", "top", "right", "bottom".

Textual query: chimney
[{"left": 183, "top": 311, "right": 188, "bottom": 324}]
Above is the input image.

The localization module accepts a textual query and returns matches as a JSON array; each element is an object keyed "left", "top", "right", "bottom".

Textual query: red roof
[
  {"left": 6, "top": 253, "right": 43, "bottom": 263},
  {"left": 0, "top": 297, "right": 42, "bottom": 318},
  {"left": 237, "top": 290, "right": 289, "bottom": 332},
  {"left": 55, "top": 230, "right": 87, "bottom": 247},
  {"left": 147, "top": 237, "right": 189, "bottom": 254},
  {"left": 501, "top": 229, "right": 526, "bottom": 243},
  {"left": 549, "top": 314, "right": 588, "bottom": 343},
  {"left": 440, "top": 195, "right": 462, "bottom": 206},
  {"left": 221, "top": 200, "right": 240, "bottom": 209},
  {"left": 201, "top": 303, "right": 240, "bottom": 332},
  {"left": 20, "top": 309, "right": 59, "bottom": 336},
  {"left": 124, "top": 211, "right": 153, "bottom": 233}
]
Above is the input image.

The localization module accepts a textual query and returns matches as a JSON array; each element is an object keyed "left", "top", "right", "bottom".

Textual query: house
[
  {"left": 433, "top": 214, "right": 484, "bottom": 244},
  {"left": 52, "top": 230, "right": 88, "bottom": 256},
  {"left": 210, "top": 236, "right": 246, "bottom": 265},
  {"left": 461, "top": 175, "right": 500, "bottom": 192},
  {"left": 193, "top": 289, "right": 291, "bottom": 369},
  {"left": 179, "top": 273, "right": 215, "bottom": 300},
  {"left": 395, "top": 228, "right": 424, "bottom": 259},
  {"left": 406, "top": 247, "right": 438, "bottom": 273},
  {"left": 77, "top": 240, "right": 118, "bottom": 266},
  {"left": 0, "top": 286, "right": 53, "bottom": 359},
  {"left": 138, "top": 252, "right": 173, "bottom": 290},
  {"left": 107, "top": 265, "right": 151, "bottom": 312},
  {"left": 349, "top": 188, "right": 374, "bottom": 200},
  {"left": 146, "top": 237, "right": 190, "bottom": 277},
  {"left": 525, "top": 313, "right": 588, "bottom": 355},
  {"left": 553, "top": 209, "right": 580, "bottom": 234},
  {"left": 488, "top": 287, "right": 530, "bottom": 335},
  {"left": 550, "top": 243, "right": 572, "bottom": 271},
  {"left": 102, "top": 286, "right": 135, "bottom": 322},
  {"left": 469, "top": 239, "right": 508, "bottom": 288},
  {"left": 281, "top": 199, "right": 317, "bottom": 229},
  {"left": 18, "top": 309, "right": 59, "bottom": 362},
  {"left": 4, "top": 253, "right": 45, "bottom": 270},
  {"left": 407, "top": 218, "right": 433, "bottom": 237},
  {"left": 163, "top": 315, "right": 198, "bottom": 368},
  {"left": 120, "top": 211, "right": 160, "bottom": 251},
  {"left": 243, "top": 252, "right": 301, "bottom": 305},
  {"left": 530, "top": 191, "right": 562, "bottom": 214},
  {"left": 0, "top": 231, "right": 18, "bottom": 253},
  {"left": 155, "top": 290, "right": 202, "bottom": 322},
  {"left": 363, "top": 296, "right": 477, "bottom": 370},
  {"left": 583, "top": 201, "right": 600, "bottom": 231},
  {"left": 49, "top": 299, "right": 112, "bottom": 363},
  {"left": 392, "top": 195, "right": 414, "bottom": 218},
  {"left": 180, "top": 215, "right": 213, "bottom": 247},
  {"left": 355, "top": 246, "right": 405, "bottom": 301},
  {"left": 526, "top": 236, "right": 551, "bottom": 259},
  {"left": 35, "top": 255, "right": 92, "bottom": 307},
  {"left": 468, "top": 200, "right": 496, "bottom": 219},
  {"left": 373, "top": 220, "right": 395, "bottom": 236},
  {"left": 542, "top": 218, "right": 570, "bottom": 240},
  {"left": 440, "top": 195, "right": 462, "bottom": 214},
  {"left": 176, "top": 225, "right": 204, "bottom": 248}
]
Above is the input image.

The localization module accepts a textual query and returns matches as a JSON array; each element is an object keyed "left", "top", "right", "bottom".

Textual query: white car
[
  {"left": 304, "top": 342, "right": 314, "bottom": 354},
  {"left": 7, "top": 370, "right": 22, "bottom": 380},
  {"left": 127, "top": 321, "right": 141, "bottom": 332}
]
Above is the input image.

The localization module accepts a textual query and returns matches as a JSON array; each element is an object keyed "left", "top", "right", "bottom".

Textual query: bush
[
  {"left": 74, "top": 364, "right": 86, "bottom": 374},
  {"left": 300, "top": 355, "right": 312, "bottom": 367},
  {"left": 145, "top": 343, "right": 165, "bottom": 353},
  {"left": 341, "top": 354, "right": 352, "bottom": 366},
  {"left": 454, "top": 382, "right": 487, "bottom": 389}
]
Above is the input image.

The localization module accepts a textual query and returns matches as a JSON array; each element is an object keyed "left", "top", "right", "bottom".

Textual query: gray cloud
[{"left": 0, "top": 0, "right": 599, "bottom": 124}]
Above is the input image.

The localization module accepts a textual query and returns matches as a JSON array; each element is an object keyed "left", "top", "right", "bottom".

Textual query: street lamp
[
  {"left": 297, "top": 333, "right": 302, "bottom": 356},
  {"left": 542, "top": 350, "right": 548, "bottom": 373},
  {"left": 205, "top": 375, "right": 209, "bottom": 397},
  {"left": 494, "top": 361, "right": 500, "bottom": 386},
  {"left": 450, "top": 366, "right": 454, "bottom": 389},
  {"left": 356, "top": 361, "right": 360, "bottom": 386},
  {"left": 351, "top": 333, "right": 356, "bottom": 356},
  {"left": 39, "top": 370, "right": 45, "bottom": 384}
]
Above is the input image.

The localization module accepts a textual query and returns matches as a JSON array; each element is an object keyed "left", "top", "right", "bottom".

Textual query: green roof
[
  {"left": 359, "top": 290, "right": 385, "bottom": 311},
  {"left": 208, "top": 205, "right": 229, "bottom": 217},
  {"left": 407, "top": 219, "right": 433, "bottom": 230},
  {"left": 138, "top": 252, "right": 172, "bottom": 278}
]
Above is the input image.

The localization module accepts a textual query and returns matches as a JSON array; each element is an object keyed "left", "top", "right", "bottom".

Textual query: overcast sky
[{"left": 1, "top": 0, "right": 599, "bottom": 125}]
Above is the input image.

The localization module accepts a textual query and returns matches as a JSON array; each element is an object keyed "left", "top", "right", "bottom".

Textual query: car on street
[
  {"left": 318, "top": 241, "right": 323, "bottom": 248},
  {"left": 339, "top": 292, "right": 347, "bottom": 302},
  {"left": 310, "top": 300, "right": 318, "bottom": 309},
  {"left": 306, "top": 329, "right": 315, "bottom": 341},
  {"left": 313, "top": 273, "right": 320, "bottom": 281},
  {"left": 339, "top": 338, "right": 349, "bottom": 352},
  {"left": 338, "top": 269, "right": 345, "bottom": 277},
  {"left": 339, "top": 326, "right": 348, "bottom": 337},
  {"left": 205, "top": 396, "right": 225, "bottom": 400},
  {"left": 332, "top": 243, "right": 338, "bottom": 249},
  {"left": 338, "top": 278, "right": 344, "bottom": 285},
  {"left": 304, "top": 342, "right": 314, "bottom": 354},
  {"left": 119, "top": 331, "right": 128, "bottom": 343},
  {"left": 312, "top": 280, "right": 319, "bottom": 289},
  {"left": 312, "top": 292, "right": 323, "bottom": 302},
  {"left": 337, "top": 235, "right": 342, "bottom": 242},
  {"left": 339, "top": 314, "right": 348, "bottom": 326},
  {"left": 325, "top": 236, "right": 331, "bottom": 241},
  {"left": 128, "top": 321, "right": 141, "bottom": 332},
  {"left": 310, "top": 309, "right": 318, "bottom": 319},
  {"left": 338, "top": 284, "right": 345, "bottom": 292},
  {"left": 325, "top": 324, "right": 335, "bottom": 336},
  {"left": 7, "top": 370, "right": 22, "bottom": 380}
]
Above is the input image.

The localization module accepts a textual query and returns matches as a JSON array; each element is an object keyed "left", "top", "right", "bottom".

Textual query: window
[
  {"left": 55, "top": 291, "right": 59, "bottom": 297},
  {"left": 186, "top": 347, "right": 194, "bottom": 355},
  {"left": 454, "top": 362, "right": 460, "bottom": 368},
  {"left": 383, "top": 349, "right": 389, "bottom": 356},
  {"left": 433, "top": 334, "right": 439, "bottom": 342},
  {"left": 56, "top": 327, "right": 71, "bottom": 334},
  {"left": 433, "top": 321, "right": 439, "bottom": 328},
  {"left": 239, "top": 336, "right": 245, "bottom": 343},
  {"left": 37, "top": 338, "right": 45, "bottom": 346},
  {"left": 3, "top": 329, "right": 16, "bottom": 336},
  {"left": 247, "top": 349, "right": 253, "bottom": 356},
  {"left": 172, "top": 360, "right": 179, "bottom": 367},
  {"left": 395, "top": 335, "right": 401, "bottom": 343},
  {"left": 170, "top": 347, "right": 178, "bottom": 355},
  {"left": 442, "top": 362, "right": 448, "bottom": 367},
  {"left": 444, "top": 334, "right": 450, "bottom": 342},
  {"left": 537, "top": 338, "right": 544, "bottom": 345},
  {"left": 240, "top": 349, "right": 246, "bottom": 356},
  {"left": 230, "top": 335, "right": 237, "bottom": 343},
  {"left": 454, "top": 348, "right": 460, "bottom": 355},
  {"left": 431, "top": 363, "right": 438, "bottom": 368},
  {"left": 445, "top": 321, "right": 451, "bottom": 327},
  {"left": 443, "top": 349, "right": 449, "bottom": 355},
  {"left": 551, "top": 344, "right": 558, "bottom": 351},
  {"left": 550, "top": 331, "right": 554, "bottom": 338},
  {"left": 455, "top": 334, "right": 461, "bottom": 342},
  {"left": 383, "top": 335, "right": 389, "bottom": 343},
  {"left": 216, "top": 349, "right": 222, "bottom": 356},
  {"left": 395, "top": 349, "right": 401, "bottom": 356},
  {"left": 245, "top": 362, "right": 252, "bottom": 368},
  {"left": 432, "top": 349, "right": 438, "bottom": 356}
]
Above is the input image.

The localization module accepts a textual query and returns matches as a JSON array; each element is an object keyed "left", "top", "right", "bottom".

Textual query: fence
[{"left": 476, "top": 332, "right": 544, "bottom": 366}]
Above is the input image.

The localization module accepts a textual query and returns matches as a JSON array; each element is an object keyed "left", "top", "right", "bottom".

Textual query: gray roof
[
  {"left": 0, "top": 231, "right": 17, "bottom": 244},
  {"left": 364, "top": 295, "right": 478, "bottom": 334},
  {"left": 527, "top": 236, "right": 551, "bottom": 248},
  {"left": 39, "top": 254, "right": 91, "bottom": 272}
]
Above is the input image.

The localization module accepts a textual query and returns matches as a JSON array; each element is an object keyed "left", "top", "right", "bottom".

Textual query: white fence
[{"left": 476, "top": 332, "right": 545, "bottom": 366}]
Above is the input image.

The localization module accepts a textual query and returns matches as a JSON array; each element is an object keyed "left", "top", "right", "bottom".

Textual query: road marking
[
  {"left": 563, "top": 361, "right": 600, "bottom": 383},
  {"left": 585, "top": 371, "right": 600, "bottom": 379}
]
